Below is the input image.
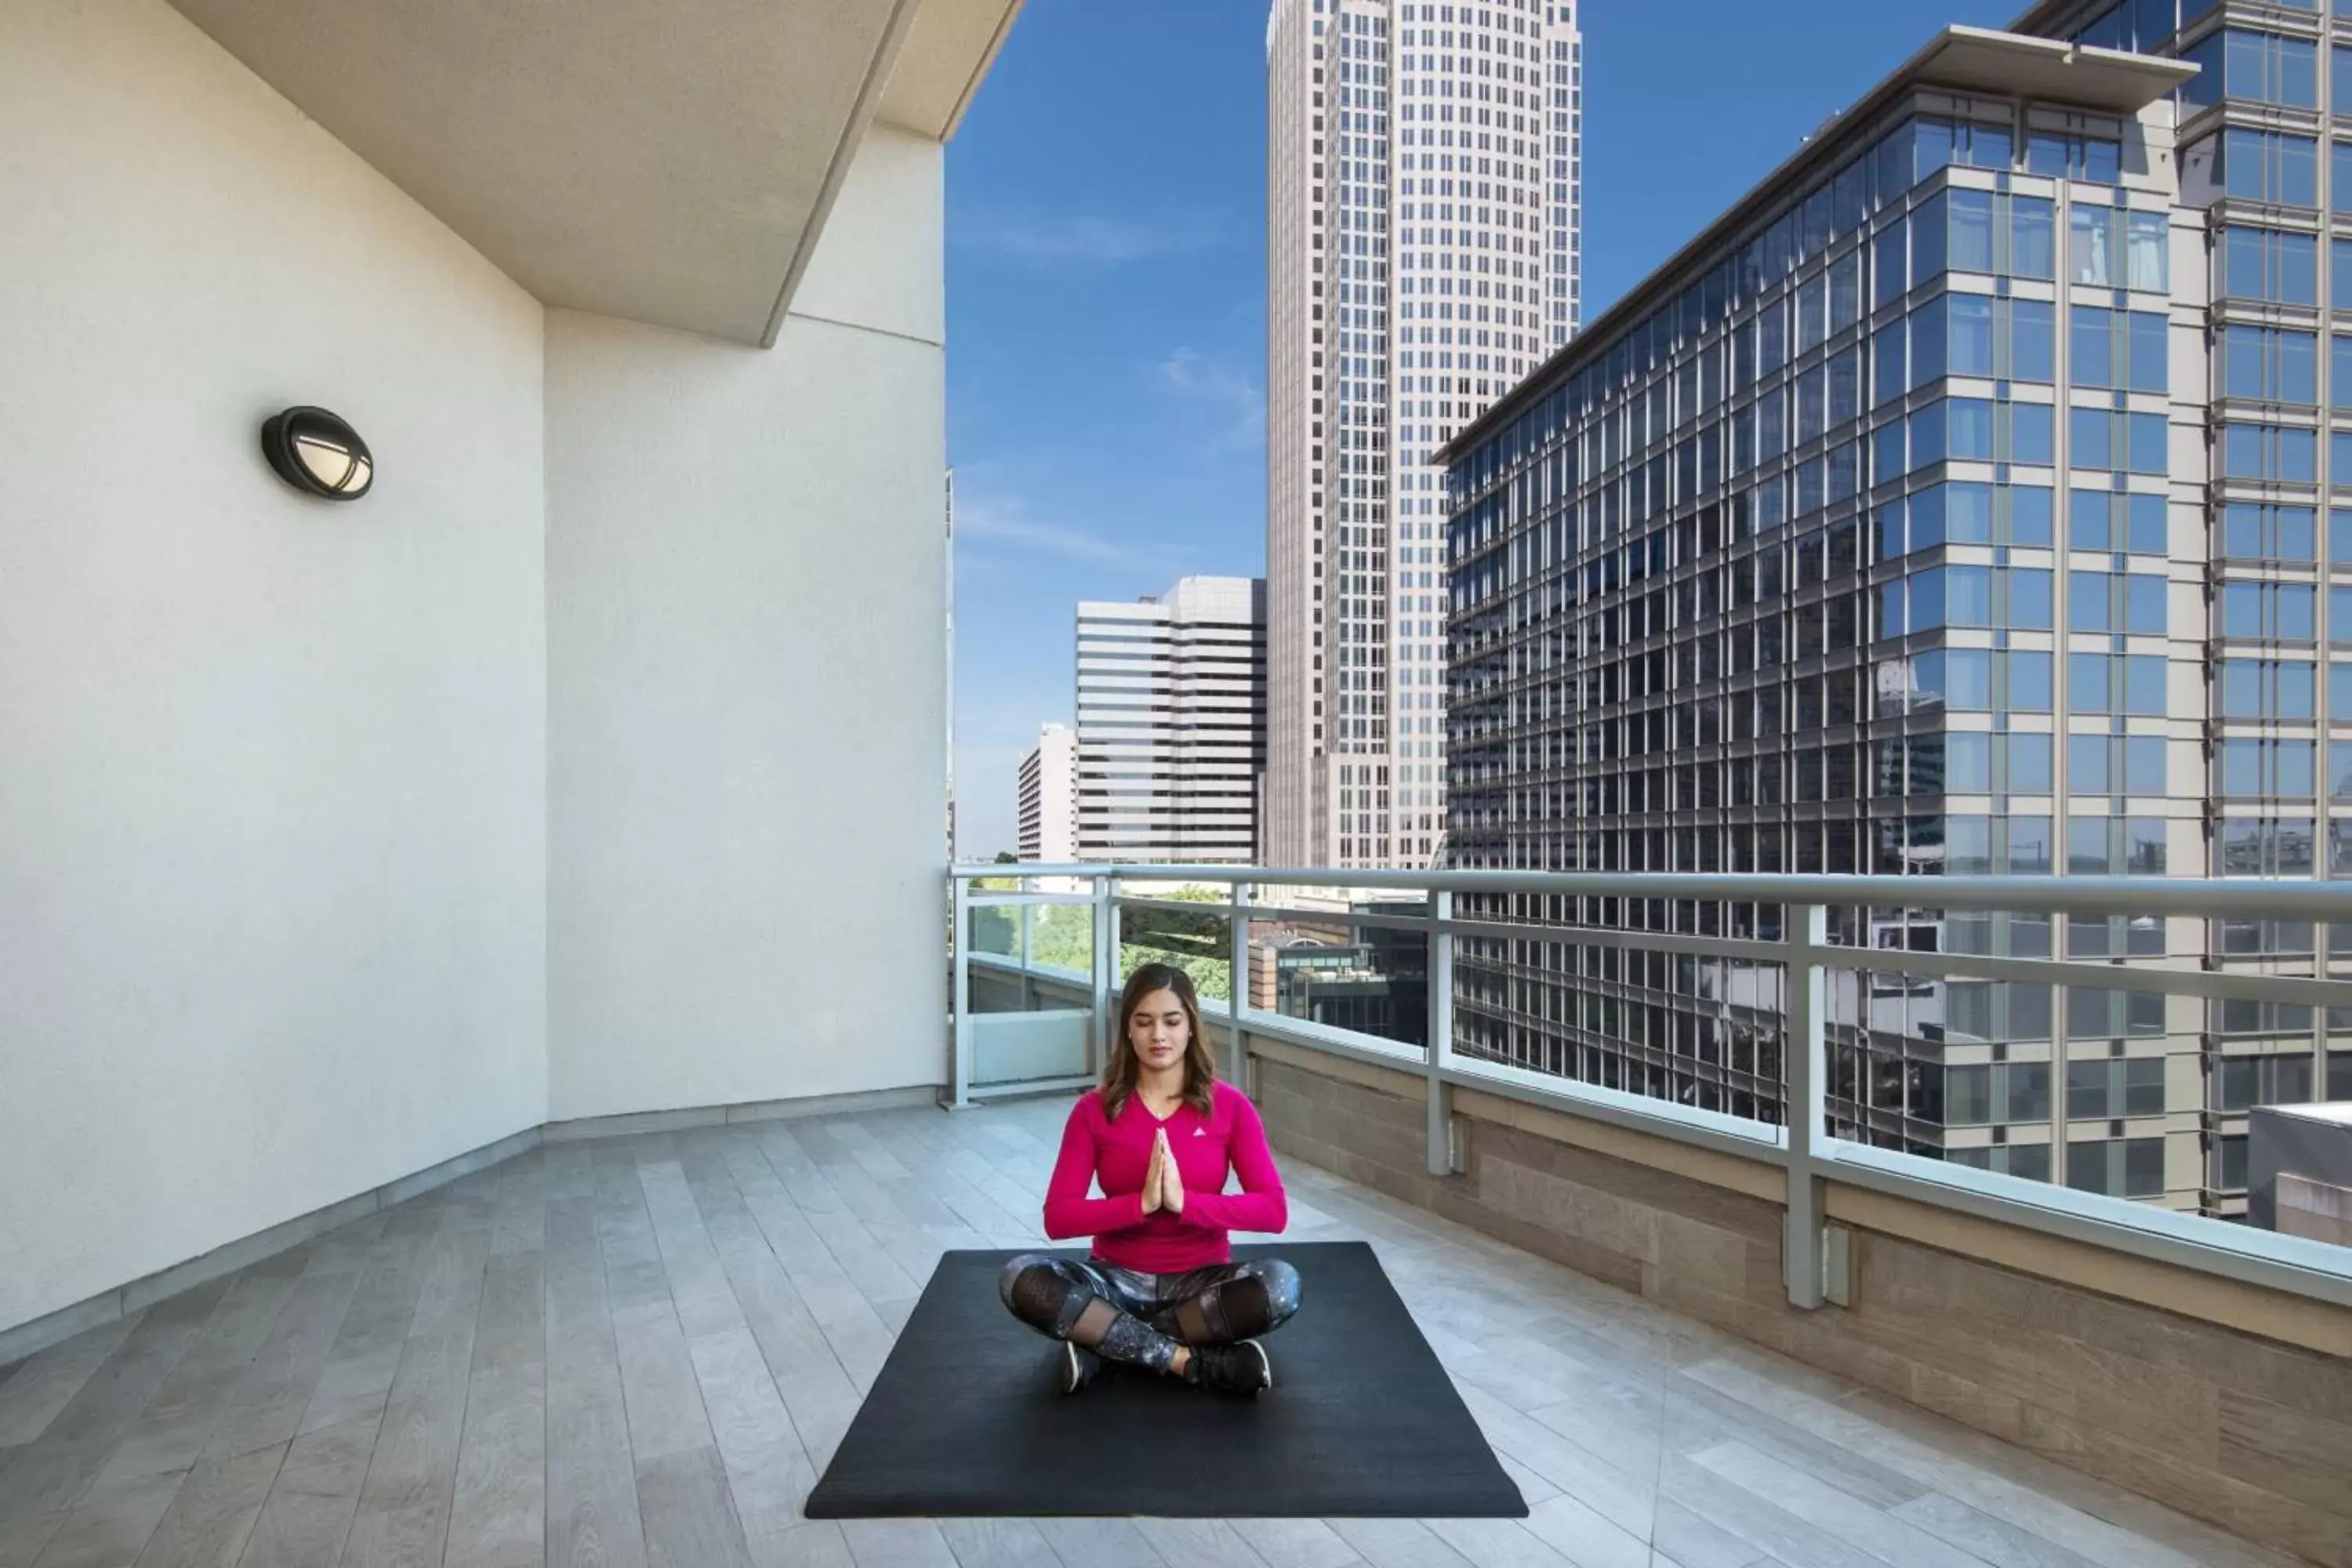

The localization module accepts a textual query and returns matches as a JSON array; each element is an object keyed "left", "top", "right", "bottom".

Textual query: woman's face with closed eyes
[{"left": 1127, "top": 987, "right": 1189, "bottom": 1073}]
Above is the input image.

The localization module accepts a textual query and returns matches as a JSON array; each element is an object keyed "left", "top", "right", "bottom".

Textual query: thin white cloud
[
  {"left": 957, "top": 500, "right": 1131, "bottom": 565},
  {"left": 956, "top": 209, "right": 1225, "bottom": 263},
  {"left": 955, "top": 487, "right": 1176, "bottom": 568},
  {"left": 1157, "top": 347, "right": 1265, "bottom": 451}
]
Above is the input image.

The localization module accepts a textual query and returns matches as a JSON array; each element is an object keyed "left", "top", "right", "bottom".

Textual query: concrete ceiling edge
[{"left": 760, "top": 0, "right": 928, "bottom": 350}]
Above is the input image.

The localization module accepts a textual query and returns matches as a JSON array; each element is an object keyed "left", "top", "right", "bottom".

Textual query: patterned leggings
[{"left": 997, "top": 1254, "right": 1303, "bottom": 1374}]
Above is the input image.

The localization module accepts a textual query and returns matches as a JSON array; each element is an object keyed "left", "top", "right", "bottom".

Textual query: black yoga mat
[{"left": 803, "top": 1241, "right": 1526, "bottom": 1519}]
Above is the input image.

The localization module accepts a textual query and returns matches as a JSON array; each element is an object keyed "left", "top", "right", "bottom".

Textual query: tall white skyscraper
[
  {"left": 1265, "top": 0, "right": 1583, "bottom": 869},
  {"left": 1076, "top": 577, "right": 1267, "bottom": 864},
  {"left": 1016, "top": 722, "right": 1078, "bottom": 864}
]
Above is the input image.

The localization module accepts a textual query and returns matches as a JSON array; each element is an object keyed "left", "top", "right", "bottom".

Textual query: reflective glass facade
[{"left": 1440, "top": 52, "right": 2226, "bottom": 1200}]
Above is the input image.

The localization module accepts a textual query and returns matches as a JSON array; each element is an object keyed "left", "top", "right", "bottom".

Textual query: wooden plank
[
  {"left": 683, "top": 1327, "right": 812, "bottom": 1542},
  {"left": 711, "top": 1142, "right": 891, "bottom": 1435},
  {"left": 1421, "top": 1519, "right": 1579, "bottom": 1568},
  {"left": 0, "top": 1278, "right": 232, "bottom": 1523},
  {"left": 611, "top": 1311, "right": 713, "bottom": 1467},
  {"left": 24, "top": 1464, "right": 183, "bottom": 1568},
  {"left": 299, "top": 1203, "right": 445, "bottom": 1441},
  {"left": 488, "top": 1158, "right": 546, "bottom": 1258},
  {"left": 1642, "top": 1499, "right": 1766, "bottom": 1568},
  {"left": 0, "top": 1515, "right": 64, "bottom": 1568},
  {"left": 745, "top": 1522, "right": 854, "bottom": 1568},
  {"left": 633, "top": 1162, "right": 748, "bottom": 1342},
  {"left": 1657, "top": 1454, "right": 1885, "bottom": 1568},
  {"left": 201, "top": 1265, "right": 368, "bottom": 1465},
  {"left": 688, "top": 1168, "right": 863, "bottom": 1473},
  {"left": 834, "top": 1519, "right": 959, "bottom": 1568},
  {"left": 236, "top": 1417, "right": 377, "bottom": 1568},
  {"left": 593, "top": 1145, "right": 673, "bottom": 1336},
  {"left": 337, "top": 1213, "right": 488, "bottom": 1568},
  {"left": 1459, "top": 1386, "right": 1654, "bottom": 1540},
  {"left": 1687, "top": 1442, "right": 1994, "bottom": 1568},
  {"left": 1887, "top": 1493, "right": 2107, "bottom": 1568},
  {"left": 634, "top": 1446, "right": 752, "bottom": 1568},
  {"left": 932, "top": 1518, "right": 1061, "bottom": 1568},
  {"left": 443, "top": 1253, "right": 545, "bottom": 1568},
  {"left": 94, "top": 1250, "right": 325, "bottom": 1485},
  {"left": 1323, "top": 1517, "right": 1475, "bottom": 1568},
  {"left": 0, "top": 1318, "right": 143, "bottom": 1450},
  {"left": 543, "top": 1144, "right": 597, "bottom": 1204},
  {"left": 1029, "top": 1518, "right": 1165, "bottom": 1568},
  {"left": 129, "top": 1440, "right": 285, "bottom": 1568},
  {"left": 544, "top": 1196, "right": 647, "bottom": 1568},
  {"left": 1515, "top": 1494, "right": 1653, "bottom": 1568},
  {"left": 748, "top": 1128, "right": 850, "bottom": 1218},
  {"left": 1129, "top": 1519, "right": 1272, "bottom": 1568},
  {"left": 1687, "top": 1359, "right": 2227, "bottom": 1568}
]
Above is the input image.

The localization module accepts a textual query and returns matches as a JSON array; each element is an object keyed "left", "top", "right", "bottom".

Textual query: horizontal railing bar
[
  {"left": 961, "top": 865, "right": 2352, "bottom": 919},
  {"left": 1231, "top": 1004, "right": 1431, "bottom": 1075},
  {"left": 1822, "top": 1141, "right": 2352, "bottom": 1307},
  {"left": 1442, "top": 1051, "right": 1792, "bottom": 1162},
  {"left": 1443, "top": 918, "right": 1792, "bottom": 964},
  {"left": 1833, "top": 945, "right": 2352, "bottom": 1007},
  {"left": 1113, "top": 895, "right": 1248, "bottom": 919},
  {"left": 1236, "top": 902, "right": 1438, "bottom": 935},
  {"left": 962, "top": 1074, "right": 1098, "bottom": 1102},
  {"left": 963, "top": 893, "right": 1099, "bottom": 908}
]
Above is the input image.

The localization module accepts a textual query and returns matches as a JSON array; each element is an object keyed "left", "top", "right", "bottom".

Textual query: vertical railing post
[
  {"left": 1228, "top": 880, "right": 1250, "bottom": 1087},
  {"left": 950, "top": 873, "right": 973, "bottom": 1110},
  {"left": 1018, "top": 899, "right": 1035, "bottom": 1011},
  {"left": 1091, "top": 879, "right": 1110, "bottom": 1086},
  {"left": 1426, "top": 888, "right": 1455, "bottom": 1176},
  {"left": 1091, "top": 873, "right": 1121, "bottom": 1079},
  {"left": 1784, "top": 902, "right": 1828, "bottom": 1308}
]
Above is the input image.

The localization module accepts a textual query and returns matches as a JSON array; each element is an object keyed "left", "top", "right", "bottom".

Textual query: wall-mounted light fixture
[{"left": 261, "top": 407, "right": 372, "bottom": 501}]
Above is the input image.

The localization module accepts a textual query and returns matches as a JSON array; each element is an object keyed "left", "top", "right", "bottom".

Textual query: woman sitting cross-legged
[{"left": 998, "top": 963, "right": 1301, "bottom": 1397}]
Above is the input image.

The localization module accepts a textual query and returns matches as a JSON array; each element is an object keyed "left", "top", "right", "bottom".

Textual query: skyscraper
[
  {"left": 1075, "top": 577, "right": 1268, "bottom": 864},
  {"left": 1265, "top": 0, "right": 1584, "bottom": 871},
  {"left": 1435, "top": 14, "right": 2352, "bottom": 1217},
  {"left": 1017, "top": 722, "right": 1077, "bottom": 864}
]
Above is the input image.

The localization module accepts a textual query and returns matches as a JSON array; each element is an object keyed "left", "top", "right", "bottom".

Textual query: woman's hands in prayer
[{"left": 1155, "top": 1127, "right": 1185, "bottom": 1215}]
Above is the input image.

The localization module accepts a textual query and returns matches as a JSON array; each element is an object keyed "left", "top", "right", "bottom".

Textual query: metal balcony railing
[{"left": 950, "top": 864, "right": 2352, "bottom": 1316}]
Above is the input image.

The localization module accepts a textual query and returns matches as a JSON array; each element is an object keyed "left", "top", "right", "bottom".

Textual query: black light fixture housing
[{"left": 261, "top": 407, "right": 373, "bottom": 500}]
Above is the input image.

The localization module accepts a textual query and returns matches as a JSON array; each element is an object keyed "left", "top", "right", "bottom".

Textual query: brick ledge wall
[{"left": 1251, "top": 1047, "right": 2352, "bottom": 1567}]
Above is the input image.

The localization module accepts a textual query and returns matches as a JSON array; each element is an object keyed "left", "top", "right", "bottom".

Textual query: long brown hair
[{"left": 1100, "top": 963, "right": 1217, "bottom": 1121}]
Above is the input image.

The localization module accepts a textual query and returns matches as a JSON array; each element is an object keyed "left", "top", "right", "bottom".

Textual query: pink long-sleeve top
[{"left": 1043, "top": 1080, "right": 1288, "bottom": 1273}]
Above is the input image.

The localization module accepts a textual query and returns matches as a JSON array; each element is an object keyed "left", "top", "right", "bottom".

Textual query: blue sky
[{"left": 948, "top": 0, "right": 2016, "bottom": 857}]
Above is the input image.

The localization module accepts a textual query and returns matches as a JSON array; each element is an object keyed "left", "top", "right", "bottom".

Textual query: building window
[
  {"left": 2217, "top": 423, "right": 2318, "bottom": 482},
  {"left": 2066, "top": 1137, "right": 2167, "bottom": 1199},
  {"left": 2182, "top": 31, "right": 2318, "bottom": 111},
  {"left": 2218, "top": 325, "right": 2314, "bottom": 403},
  {"left": 2213, "top": 129, "right": 2318, "bottom": 208},
  {"left": 2071, "top": 206, "right": 2169, "bottom": 291},
  {"left": 2218, "top": 227, "right": 2318, "bottom": 304}
]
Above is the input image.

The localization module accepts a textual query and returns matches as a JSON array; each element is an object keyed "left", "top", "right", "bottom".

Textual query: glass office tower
[
  {"left": 1433, "top": 24, "right": 2352, "bottom": 1215},
  {"left": 1996, "top": 5, "right": 2352, "bottom": 1206}
]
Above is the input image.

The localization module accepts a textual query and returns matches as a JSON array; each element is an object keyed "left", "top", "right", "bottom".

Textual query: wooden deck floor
[{"left": 0, "top": 1097, "right": 2303, "bottom": 1568}]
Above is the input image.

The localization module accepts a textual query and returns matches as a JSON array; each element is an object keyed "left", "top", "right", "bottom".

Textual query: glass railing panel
[
  {"left": 1244, "top": 897, "right": 1431, "bottom": 1057},
  {"left": 1116, "top": 887, "right": 1235, "bottom": 1013},
  {"left": 961, "top": 891, "right": 1098, "bottom": 1088},
  {"left": 1448, "top": 900, "right": 1787, "bottom": 1120}
]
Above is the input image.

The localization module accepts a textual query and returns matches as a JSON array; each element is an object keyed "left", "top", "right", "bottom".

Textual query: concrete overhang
[{"left": 165, "top": 0, "right": 1021, "bottom": 347}]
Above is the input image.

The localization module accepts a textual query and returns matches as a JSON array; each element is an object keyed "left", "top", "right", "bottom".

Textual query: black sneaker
[
  {"left": 1185, "top": 1340, "right": 1272, "bottom": 1396},
  {"left": 1058, "top": 1341, "right": 1100, "bottom": 1395}
]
